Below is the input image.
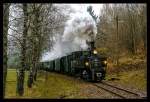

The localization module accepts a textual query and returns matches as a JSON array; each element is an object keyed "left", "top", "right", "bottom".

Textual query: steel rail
[
  {"left": 93, "top": 82, "right": 146, "bottom": 99},
  {"left": 93, "top": 84, "right": 126, "bottom": 99},
  {"left": 101, "top": 82, "right": 146, "bottom": 98}
]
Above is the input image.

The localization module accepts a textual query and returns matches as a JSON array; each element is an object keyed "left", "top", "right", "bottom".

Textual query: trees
[
  {"left": 26, "top": 4, "right": 69, "bottom": 87},
  {"left": 7, "top": 4, "right": 71, "bottom": 95},
  {"left": 137, "top": 4, "right": 147, "bottom": 54},
  {"left": 97, "top": 4, "right": 147, "bottom": 66},
  {"left": 3, "top": 3, "right": 10, "bottom": 97},
  {"left": 27, "top": 4, "right": 51, "bottom": 85}
]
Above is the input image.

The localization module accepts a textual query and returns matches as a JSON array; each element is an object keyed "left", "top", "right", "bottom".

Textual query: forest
[{"left": 3, "top": 4, "right": 147, "bottom": 98}]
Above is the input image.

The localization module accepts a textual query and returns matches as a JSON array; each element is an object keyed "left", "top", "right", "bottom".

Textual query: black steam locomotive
[{"left": 38, "top": 41, "right": 107, "bottom": 82}]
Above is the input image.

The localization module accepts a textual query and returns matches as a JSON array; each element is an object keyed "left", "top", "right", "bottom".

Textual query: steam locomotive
[{"left": 38, "top": 41, "right": 107, "bottom": 82}]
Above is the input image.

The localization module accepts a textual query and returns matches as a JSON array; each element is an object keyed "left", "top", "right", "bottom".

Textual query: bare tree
[
  {"left": 97, "top": 4, "right": 147, "bottom": 68},
  {"left": 16, "top": 4, "right": 28, "bottom": 96},
  {"left": 26, "top": 4, "right": 70, "bottom": 87},
  {"left": 3, "top": 3, "right": 10, "bottom": 97}
]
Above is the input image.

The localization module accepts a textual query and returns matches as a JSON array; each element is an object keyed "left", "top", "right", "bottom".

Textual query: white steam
[{"left": 41, "top": 11, "right": 97, "bottom": 61}]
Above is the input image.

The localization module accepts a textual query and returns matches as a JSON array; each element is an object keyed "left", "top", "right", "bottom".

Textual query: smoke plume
[{"left": 41, "top": 10, "right": 97, "bottom": 61}]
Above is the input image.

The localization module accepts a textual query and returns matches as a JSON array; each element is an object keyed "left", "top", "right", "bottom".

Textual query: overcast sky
[{"left": 62, "top": 4, "right": 103, "bottom": 17}]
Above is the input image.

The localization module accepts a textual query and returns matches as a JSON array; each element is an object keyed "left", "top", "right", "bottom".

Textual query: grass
[
  {"left": 5, "top": 69, "right": 80, "bottom": 98},
  {"left": 105, "top": 54, "right": 147, "bottom": 92},
  {"left": 105, "top": 69, "right": 147, "bottom": 92},
  {"left": 5, "top": 69, "right": 28, "bottom": 98},
  {"left": 5, "top": 62, "right": 147, "bottom": 98}
]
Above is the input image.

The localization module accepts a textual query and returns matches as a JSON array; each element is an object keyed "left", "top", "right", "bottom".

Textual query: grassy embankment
[
  {"left": 5, "top": 69, "right": 81, "bottom": 98},
  {"left": 105, "top": 54, "right": 147, "bottom": 92}
]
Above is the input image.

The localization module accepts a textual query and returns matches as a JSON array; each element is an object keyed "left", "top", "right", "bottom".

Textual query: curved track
[{"left": 93, "top": 82, "right": 146, "bottom": 99}]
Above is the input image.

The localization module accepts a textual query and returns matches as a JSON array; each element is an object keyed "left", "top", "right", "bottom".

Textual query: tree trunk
[
  {"left": 116, "top": 15, "right": 119, "bottom": 66},
  {"left": 126, "top": 4, "right": 136, "bottom": 54},
  {"left": 131, "top": 14, "right": 137, "bottom": 54},
  {"left": 32, "top": 6, "right": 40, "bottom": 82},
  {"left": 3, "top": 3, "right": 10, "bottom": 97},
  {"left": 17, "top": 4, "right": 28, "bottom": 96}
]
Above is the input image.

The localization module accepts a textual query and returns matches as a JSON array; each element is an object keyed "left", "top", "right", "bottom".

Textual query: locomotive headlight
[
  {"left": 103, "top": 60, "right": 107, "bottom": 65},
  {"left": 93, "top": 50, "right": 98, "bottom": 54},
  {"left": 85, "top": 62, "right": 89, "bottom": 66}
]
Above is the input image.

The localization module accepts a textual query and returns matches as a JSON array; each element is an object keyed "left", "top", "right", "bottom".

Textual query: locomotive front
[
  {"left": 81, "top": 41, "right": 107, "bottom": 82},
  {"left": 82, "top": 50, "right": 107, "bottom": 81}
]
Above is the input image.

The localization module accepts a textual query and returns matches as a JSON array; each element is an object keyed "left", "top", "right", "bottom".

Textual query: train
[{"left": 38, "top": 41, "right": 107, "bottom": 82}]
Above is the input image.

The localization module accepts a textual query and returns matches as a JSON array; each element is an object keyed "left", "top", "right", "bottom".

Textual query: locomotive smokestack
[
  {"left": 86, "top": 41, "right": 95, "bottom": 50},
  {"left": 90, "top": 41, "right": 95, "bottom": 50},
  {"left": 86, "top": 40, "right": 97, "bottom": 55}
]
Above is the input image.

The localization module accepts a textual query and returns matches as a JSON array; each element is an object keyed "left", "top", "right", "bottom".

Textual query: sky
[
  {"left": 69, "top": 4, "right": 103, "bottom": 16},
  {"left": 59, "top": 4, "right": 103, "bottom": 17}
]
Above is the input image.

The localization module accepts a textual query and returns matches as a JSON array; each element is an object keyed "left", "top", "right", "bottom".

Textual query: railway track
[{"left": 93, "top": 82, "right": 146, "bottom": 99}]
